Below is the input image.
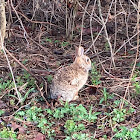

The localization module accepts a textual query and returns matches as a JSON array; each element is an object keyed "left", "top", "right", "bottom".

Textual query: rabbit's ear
[{"left": 76, "top": 46, "right": 84, "bottom": 57}]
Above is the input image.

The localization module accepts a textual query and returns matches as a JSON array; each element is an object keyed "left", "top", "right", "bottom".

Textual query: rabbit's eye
[{"left": 86, "top": 58, "right": 89, "bottom": 62}]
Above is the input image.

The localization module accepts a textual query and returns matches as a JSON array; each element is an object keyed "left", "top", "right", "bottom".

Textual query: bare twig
[
  {"left": 35, "top": 82, "right": 50, "bottom": 107},
  {"left": 88, "top": 0, "right": 117, "bottom": 78},
  {"left": 77, "top": 1, "right": 102, "bottom": 25},
  {"left": 79, "top": 0, "right": 90, "bottom": 46},
  {"left": 120, "top": 0, "right": 140, "bottom": 109},
  {"left": 114, "top": 30, "right": 140, "bottom": 55},
  {"left": 98, "top": 0, "right": 115, "bottom": 68},
  {"left": 16, "top": 10, "right": 64, "bottom": 29},
  {"left": 0, "top": 31, "right": 22, "bottom": 102},
  {"left": 4, "top": 47, "right": 39, "bottom": 81},
  {"left": 114, "top": 0, "right": 117, "bottom": 51},
  {"left": 10, "top": 0, "right": 29, "bottom": 46},
  {"left": 86, "top": 0, "right": 114, "bottom": 53}
]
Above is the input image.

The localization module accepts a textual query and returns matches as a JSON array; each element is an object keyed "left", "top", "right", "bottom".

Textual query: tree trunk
[{"left": 0, "top": 0, "right": 6, "bottom": 48}]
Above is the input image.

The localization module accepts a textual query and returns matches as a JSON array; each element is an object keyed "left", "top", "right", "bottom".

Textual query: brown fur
[{"left": 50, "top": 46, "right": 91, "bottom": 102}]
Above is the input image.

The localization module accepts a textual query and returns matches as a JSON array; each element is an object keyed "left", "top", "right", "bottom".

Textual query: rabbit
[{"left": 50, "top": 46, "right": 91, "bottom": 102}]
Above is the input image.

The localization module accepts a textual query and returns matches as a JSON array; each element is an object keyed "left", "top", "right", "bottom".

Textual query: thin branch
[
  {"left": 0, "top": 31, "right": 22, "bottom": 102},
  {"left": 4, "top": 47, "right": 38, "bottom": 81},
  {"left": 114, "top": 30, "right": 140, "bottom": 55},
  {"left": 86, "top": 0, "right": 114, "bottom": 53},
  {"left": 98, "top": 0, "right": 115, "bottom": 67},
  {"left": 10, "top": 0, "right": 29, "bottom": 46},
  {"left": 79, "top": 0, "right": 90, "bottom": 46},
  {"left": 120, "top": 0, "right": 140, "bottom": 109}
]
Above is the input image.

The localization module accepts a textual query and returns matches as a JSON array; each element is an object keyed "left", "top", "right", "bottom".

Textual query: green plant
[
  {"left": 38, "top": 118, "right": 53, "bottom": 135},
  {"left": 133, "top": 81, "right": 140, "bottom": 95},
  {"left": 0, "top": 78, "right": 12, "bottom": 92},
  {"left": 114, "top": 99, "right": 121, "bottom": 107},
  {"left": 65, "top": 133, "right": 94, "bottom": 140},
  {"left": 61, "top": 41, "right": 69, "bottom": 47},
  {"left": 54, "top": 40, "right": 60, "bottom": 43},
  {"left": 22, "top": 59, "right": 28, "bottom": 65},
  {"left": 72, "top": 104, "right": 88, "bottom": 121},
  {"left": 0, "top": 110, "right": 5, "bottom": 116},
  {"left": 72, "top": 133, "right": 92, "bottom": 140},
  {"left": 52, "top": 102, "right": 100, "bottom": 122},
  {"left": 46, "top": 38, "right": 52, "bottom": 43},
  {"left": 15, "top": 102, "right": 100, "bottom": 138},
  {"left": 112, "top": 108, "right": 126, "bottom": 123},
  {"left": 132, "top": 74, "right": 140, "bottom": 95},
  {"left": 64, "top": 120, "right": 76, "bottom": 135},
  {"left": 113, "top": 125, "right": 140, "bottom": 140},
  {"left": 22, "top": 71, "right": 36, "bottom": 88},
  {"left": 1, "top": 71, "right": 36, "bottom": 103},
  {"left": 90, "top": 63, "right": 101, "bottom": 85},
  {"left": 0, "top": 127, "right": 17, "bottom": 140},
  {"left": 105, "top": 42, "right": 109, "bottom": 51},
  {"left": 111, "top": 107, "right": 135, "bottom": 123},
  {"left": 8, "top": 88, "right": 35, "bottom": 104},
  {"left": 99, "top": 88, "right": 114, "bottom": 104},
  {"left": 64, "top": 120, "right": 85, "bottom": 135},
  {"left": 15, "top": 106, "right": 55, "bottom": 137},
  {"left": 46, "top": 75, "right": 53, "bottom": 83},
  {"left": 88, "top": 105, "right": 101, "bottom": 122},
  {"left": 113, "top": 99, "right": 134, "bottom": 109}
]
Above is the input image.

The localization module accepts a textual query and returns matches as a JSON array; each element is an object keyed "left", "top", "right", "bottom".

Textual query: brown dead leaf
[
  {"left": 108, "top": 13, "right": 115, "bottom": 20},
  {"left": 82, "top": 28, "right": 99, "bottom": 35},
  {"left": 99, "top": 138, "right": 105, "bottom": 140},
  {"left": 0, "top": 100, "right": 7, "bottom": 108},
  {"left": 11, "top": 122, "right": 26, "bottom": 133},
  {"left": 33, "top": 132, "right": 46, "bottom": 140}
]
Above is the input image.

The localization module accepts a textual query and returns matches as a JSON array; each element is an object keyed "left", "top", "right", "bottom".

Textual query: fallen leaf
[
  {"left": 11, "top": 122, "right": 25, "bottom": 133},
  {"left": 33, "top": 132, "right": 46, "bottom": 140},
  {"left": 0, "top": 100, "right": 7, "bottom": 108}
]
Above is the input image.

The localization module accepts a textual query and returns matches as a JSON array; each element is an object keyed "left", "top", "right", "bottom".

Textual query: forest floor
[{"left": 0, "top": 0, "right": 140, "bottom": 140}]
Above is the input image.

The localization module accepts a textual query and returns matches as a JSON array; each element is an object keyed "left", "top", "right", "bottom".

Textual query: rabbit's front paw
[
  {"left": 73, "top": 91, "right": 79, "bottom": 100},
  {"left": 73, "top": 95, "right": 79, "bottom": 100}
]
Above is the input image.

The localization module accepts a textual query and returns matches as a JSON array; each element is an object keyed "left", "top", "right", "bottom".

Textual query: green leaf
[
  {"left": 16, "top": 111, "right": 25, "bottom": 116},
  {"left": 0, "top": 110, "right": 5, "bottom": 116}
]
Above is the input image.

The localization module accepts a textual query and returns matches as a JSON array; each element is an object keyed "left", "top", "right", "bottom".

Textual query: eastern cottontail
[{"left": 50, "top": 46, "right": 91, "bottom": 102}]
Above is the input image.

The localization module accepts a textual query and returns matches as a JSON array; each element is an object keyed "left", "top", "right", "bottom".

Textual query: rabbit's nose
[
  {"left": 89, "top": 67, "right": 92, "bottom": 70},
  {"left": 88, "top": 65, "right": 92, "bottom": 71},
  {"left": 89, "top": 64, "right": 92, "bottom": 70}
]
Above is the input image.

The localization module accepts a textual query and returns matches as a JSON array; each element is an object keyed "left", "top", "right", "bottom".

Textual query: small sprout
[
  {"left": 46, "top": 38, "right": 52, "bottom": 43},
  {"left": 61, "top": 41, "right": 69, "bottom": 47},
  {"left": 22, "top": 59, "right": 28, "bottom": 65},
  {"left": 105, "top": 42, "right": 109, "bottom": 51},
  {"left": 0, "top": 110, "right": 5, "bottom": 116},
  {"left": 90, "top": 63, "right": 101, "bottom": 85},
  {"left": 46, "top": 75, "right": 53, "bottom": 83},
  {"left": 54, "top": 40, "right": 60, "bottom": 43}
]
